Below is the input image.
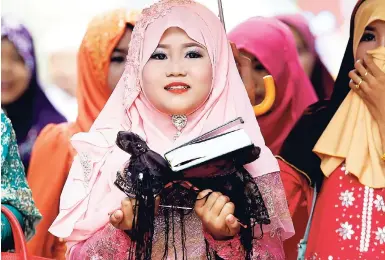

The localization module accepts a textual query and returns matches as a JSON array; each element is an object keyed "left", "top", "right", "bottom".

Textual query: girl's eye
[
  {"left": 297, "top": 46, "right": 307, "bottom": 55},
  {"left": 361, "top": 32, "right": 375, "bottom": 42},
  {"left": 150, "top": 52, "right": 167, "bottom": 60},
  {"left": 254, "top": 64, "right": 266, "bottom": 71},
  {"left": 11, "top": 53, "right": 24, "bottom": 63},
  {"left": 110, "top": 56, "right": 125, "bottom": 63},
  {"left": 185, "top": 51, "right": 202, "bottom": 59}
]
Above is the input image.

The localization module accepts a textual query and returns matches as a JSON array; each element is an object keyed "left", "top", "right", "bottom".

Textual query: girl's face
[
  {"left": 239, "top": 50, "right": 269, "bottom": 105},
  {"left": 142, "top": 27, "right": 212, "bottom": 115},
  {"left": 356, "top": 20, "right": 385, "bottom": 60},
  {"left": 1, "top": 38, "right": 32, "bottom": 105},
  {"left": 108, "top": 26, "right": 133, "bottom": 91}
]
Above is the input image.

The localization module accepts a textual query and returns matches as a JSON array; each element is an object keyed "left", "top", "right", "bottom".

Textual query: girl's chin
[{"left": 157, "top": 105, "right": 197, "bottom": 116}]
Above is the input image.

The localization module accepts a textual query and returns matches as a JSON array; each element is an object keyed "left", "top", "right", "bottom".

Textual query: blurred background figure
[
  {"left": 276, "top": 14, "right": 335, "bottom": 100},
  {"left": 1, "top": 17, "right": 66, "bottom": 172},
  {"left": 1, "top": 109, "right": 42, "bottom": 251},
  {"left": 26, "top": 9, "right": 137, "bottom": 259},
  {"left": 44, "top": 48, "right": 79, "bottom": 122}
]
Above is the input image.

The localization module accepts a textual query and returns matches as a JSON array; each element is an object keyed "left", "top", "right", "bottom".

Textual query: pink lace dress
[{"left": 67, "top": 172, "right": 292, "bottom": 260}]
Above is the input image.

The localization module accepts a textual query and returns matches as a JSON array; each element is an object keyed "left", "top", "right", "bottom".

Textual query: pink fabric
[
  {"left": 49, "top": 0, "right": 292, "bottom": 257},
  {"left": 228, "top": 17, "right": 318, "bottom": 154},
  {"left": 276, "top": 14, "right": 335, "bottom": 100},
  {"left": 68, "top": 174, "right": 290, "bottom": 259},
  {"left": 275, "top": 14, "right": 316, "bottom": 54}
]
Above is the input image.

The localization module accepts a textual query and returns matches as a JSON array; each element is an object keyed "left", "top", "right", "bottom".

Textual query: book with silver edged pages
[{"left": 164, "top": 117, "right": 255, "bottom": 172}]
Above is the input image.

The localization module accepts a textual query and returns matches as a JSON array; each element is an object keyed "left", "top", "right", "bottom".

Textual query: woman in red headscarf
[
  {"left": 26, "top": 9, "right": 137, "bottom": 259},
  {"left": 228, "top": 17, "right": 318, "bottom": 156}
]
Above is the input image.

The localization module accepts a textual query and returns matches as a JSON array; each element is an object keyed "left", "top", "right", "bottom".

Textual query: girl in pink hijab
[
  {"left": 228, "top": 17, "right": 318, "bottom": 155},
  {"left": 49, "top": 1, "right": 293, "bottom": 259}
]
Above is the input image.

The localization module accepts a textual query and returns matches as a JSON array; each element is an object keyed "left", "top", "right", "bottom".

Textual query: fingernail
[
  {"left": 228, "top": 215, "right": 235, "bottom": 223},
  {"left": 356, "top": 59, "right": 361, "bottom": 64}
]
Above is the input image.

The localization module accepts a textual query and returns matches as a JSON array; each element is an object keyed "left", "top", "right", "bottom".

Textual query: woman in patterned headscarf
[
  {"left": 1, "top": 109, "right": 42, "bottom": 251},
  {"left": 1, "top": 17, "right": 66, "bottom": 172},
  {"left": 26, "top": 9, "right": 137, "bottom": 259}
]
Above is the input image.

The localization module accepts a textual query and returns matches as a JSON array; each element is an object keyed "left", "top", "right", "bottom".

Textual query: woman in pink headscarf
[
  {"left": 228, "top": 17, "right": 318, "bottom": 155},
  {"left": 276, "top": 14, "right": 335, "bottom": 100},
  {"left": 49, "top": 1, "right": 293, "bottom": 259},
  {"left": 228, "top": 17, "right": 318, "bottom": 260}
]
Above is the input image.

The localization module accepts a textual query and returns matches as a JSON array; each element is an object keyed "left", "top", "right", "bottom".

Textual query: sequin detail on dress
[
  {"left": 254, "top": 172, "right": 292, "bottom": 238},
  {"left": 79, "top": 152, "right": 92, "bottom": 188}
]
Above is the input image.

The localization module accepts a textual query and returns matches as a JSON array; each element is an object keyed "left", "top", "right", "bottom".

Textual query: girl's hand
[
  {"left": 109, "top": 197, "right": 160, "bottom": 230},
  {"left": 349, "top": 55, "right": 385, "bottom": 126},
  {"left": 194, "top": 189, "right": 241, "bottom": 240}
]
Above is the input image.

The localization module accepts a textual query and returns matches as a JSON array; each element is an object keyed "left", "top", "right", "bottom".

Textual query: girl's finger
[
  {"left": 195, "top": 189, "right": 213, "bottom": 213},
  {"left": 110, "top": 209, "right": 124, "bottom": 228},
  {"left": 120, "top": 198, "right": 134, "bottom": 230},
  {"left": 355, "top": 60, "right": 375, "bottom": 84},
  {"left": 203, "top": 192, "right": 222, "bottom": 211},
  {"left": 210, "top": 195, "right": 229, "bottom": 217},
  {"left": 225, "top": 214, "right": 241, "bottom": 237},
  {"left": 349, "top": 80, "right": 369, "bottom": 98},
  {"left": 348, "top": 70, "right": 370, "bottom": 93}
]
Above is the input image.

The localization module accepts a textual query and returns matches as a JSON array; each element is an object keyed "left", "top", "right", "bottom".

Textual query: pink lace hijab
[{"left": 49, "top": 0, "right": 293, "bottom": 258}]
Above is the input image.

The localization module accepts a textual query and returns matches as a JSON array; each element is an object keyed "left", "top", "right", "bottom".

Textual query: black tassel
[
  {"left": 114, "top": 131, "right": 271, "bottom": 260},
  {"left": 115, "top": 131, "right": 177, "bottom": 259}
]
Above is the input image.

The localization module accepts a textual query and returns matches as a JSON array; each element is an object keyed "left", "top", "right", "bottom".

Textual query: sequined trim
[
  {"left": 254, "top": 172, "right": 291, "bottom": 238},
  {"left": 359, "top": 186, "right": 374, "bottom": 252},
  {"left": 79, "top": 153, "right": 92, "bottom": 188}
]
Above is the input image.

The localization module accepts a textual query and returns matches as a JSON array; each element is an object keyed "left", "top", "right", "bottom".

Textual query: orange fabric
[
  {"left": 277, "top": 159, "right": 313, "bottom": 260},
  {"left": 26, "top": 9, "right": 137, "bottom": 259}
]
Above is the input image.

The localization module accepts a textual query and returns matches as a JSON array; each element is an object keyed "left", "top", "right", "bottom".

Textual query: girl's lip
[
  {"left": 1, "top": 82, "right": 12, "bottom": 90},
  {"left": 164, "top": 85, "right": 191, "bottom": 94},
  {"left": 166, "top": 87, "right": 190, "bottom": 94}
]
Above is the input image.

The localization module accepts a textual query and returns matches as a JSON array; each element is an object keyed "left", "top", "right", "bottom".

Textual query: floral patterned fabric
[
  {"left": 305, "top": 163, "right": 385, "bottom": 259},
  {"left": 1, "top": 110, "right": 41, "bottom": 240}
]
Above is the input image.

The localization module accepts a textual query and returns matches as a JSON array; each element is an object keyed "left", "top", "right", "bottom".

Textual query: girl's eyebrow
[
  {"left": 157, "top": 42, "right": 204, "bottom": 49},
  {"left": 365, "top": 25, "right": 375, "bottom": 32},
  {"left": 112, "top": 47, "right": 128, "bottom": 54}
]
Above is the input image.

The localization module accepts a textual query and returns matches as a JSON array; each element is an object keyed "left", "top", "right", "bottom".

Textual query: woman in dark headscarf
[
  {"left": 1, "top": 17, "right": 66, "bottom": 171},
  {"left": 276, "top": 14, "right": 335, "bottom": 100},
  {"left": 280, "top": 0, "right": 385, "bottom": 257}
]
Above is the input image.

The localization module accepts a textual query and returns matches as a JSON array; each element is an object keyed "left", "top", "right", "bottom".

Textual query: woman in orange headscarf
[{"left": 26, "top": 9, "right": 137, "bottom": 259}]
